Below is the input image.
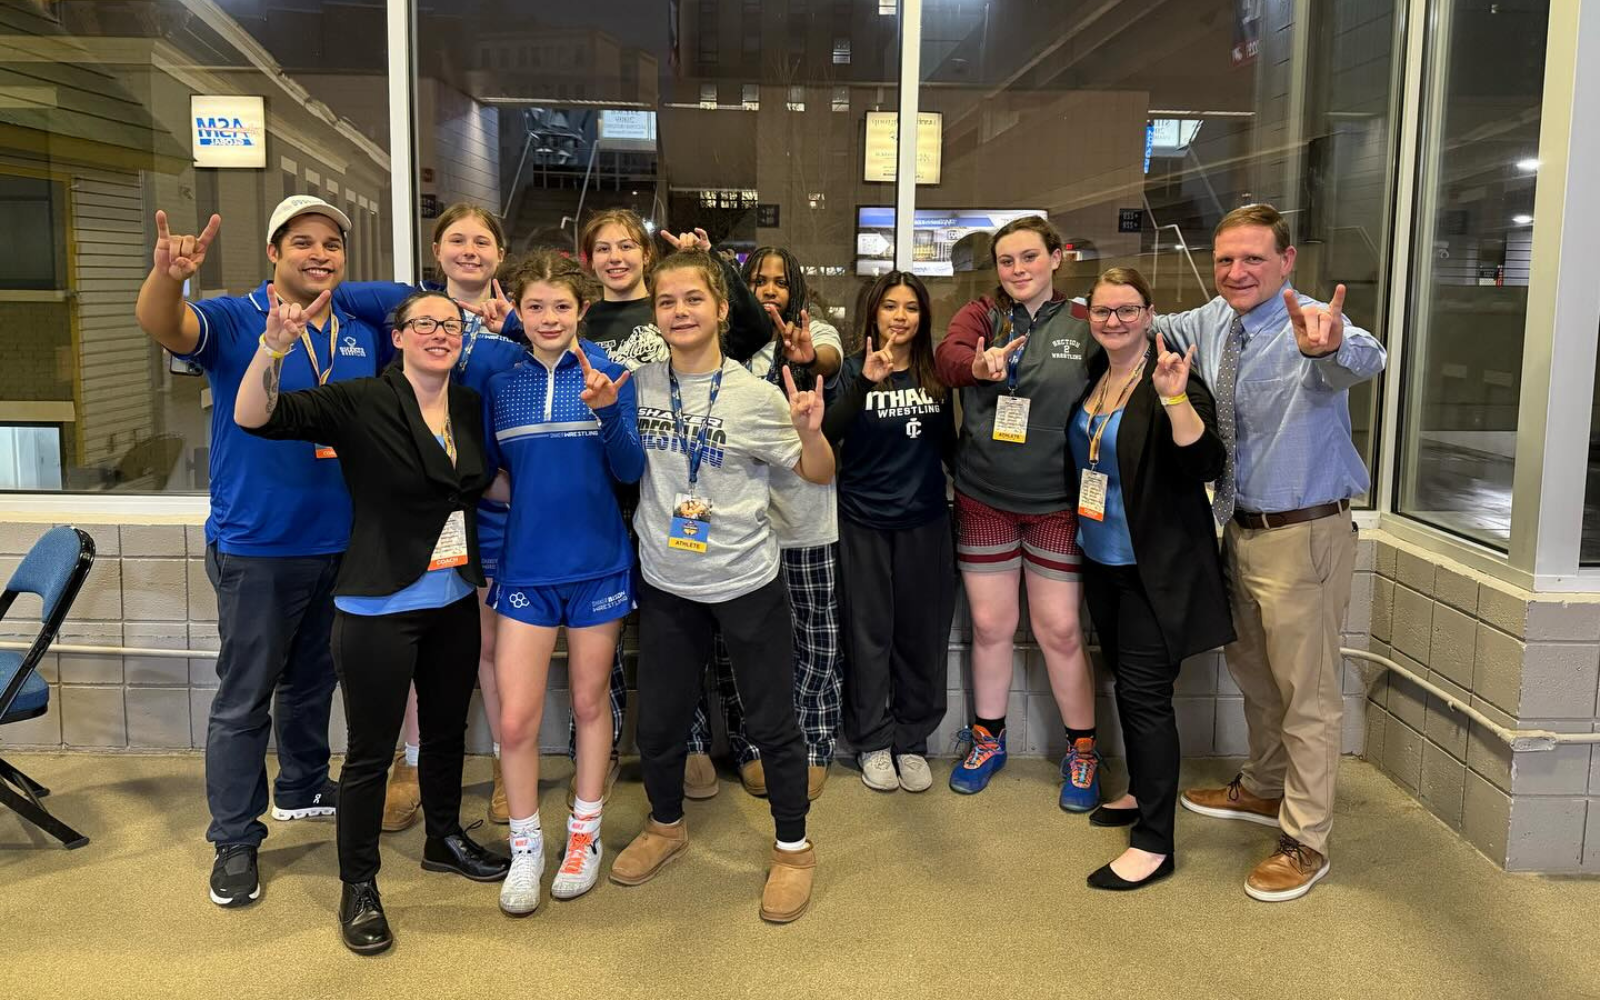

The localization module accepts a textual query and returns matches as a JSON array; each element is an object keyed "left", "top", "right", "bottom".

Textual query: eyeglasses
[
  {"left": 1088, "top": 305, "right": 1147, "bottom": 323},
  {"left": 403, "top": 317, "right": 464, "bottom": 337}
]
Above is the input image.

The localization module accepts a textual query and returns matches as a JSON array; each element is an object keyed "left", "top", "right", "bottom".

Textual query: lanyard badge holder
[
  {"left": 1078, "top": 359, "right": 1145, "bottom": 522},
  {"left": 666, "top": 367, "right": 724, "bottom": 554},
  {"left": 292, "top": 308, "right": 341, "bottom": 459},
  {"left": 427, "top": 416, "right": 468, "bottom": 570},
  {"left": 993, "top": 318, "right": 1031, "bottom": 444}
]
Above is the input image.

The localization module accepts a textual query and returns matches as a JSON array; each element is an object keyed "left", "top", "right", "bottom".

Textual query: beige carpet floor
[{"left": 0, "top": 753, "right": 1596, "bottom": 1000}]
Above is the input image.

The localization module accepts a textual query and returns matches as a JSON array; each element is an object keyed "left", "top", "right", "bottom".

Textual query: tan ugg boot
[
  {"left": 381, "top": 753, "right": 420, "bottom": 833},
  {"left": 760, "top": 842, "right": 816, "bottom": 923},
  {"left": 609, "top": 817, "right": 689, "bottom": 886},
  {"left": 487, "top": 757, "right": 509, "bottom": 825}
]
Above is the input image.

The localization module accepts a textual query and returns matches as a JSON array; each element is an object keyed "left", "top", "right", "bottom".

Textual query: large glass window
[
  {"left": 417, "top": 0, "right": 900, "bottom": 334},
  {"left": 0, "top": 0, "right": 394, "bottom": 493},
  {"left": 908, "top": 0, "right": 1403, "bottom": 497},
  {"left": 1397, "top": 0, "right": 1549, "bottom": 548}
]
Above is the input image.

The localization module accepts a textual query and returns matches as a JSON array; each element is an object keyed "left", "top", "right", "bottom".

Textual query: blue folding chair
[{"left": 0, "top": 526, "right": 96, "bottom": 850}]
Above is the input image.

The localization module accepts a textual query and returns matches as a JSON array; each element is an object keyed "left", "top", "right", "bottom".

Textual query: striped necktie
[{"left": 1212, "top": 316, "right": 1244, "bottom": 524}]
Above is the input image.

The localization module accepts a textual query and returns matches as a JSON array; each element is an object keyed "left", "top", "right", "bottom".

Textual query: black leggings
[
  {"left": 1081, "top": 559, "right": 1181, "bottom": 856},
  {"left": 635, "top": 575, "right": 809, "bottom": 843},
  {"left": 331, "top": 594, "right": 480, "bottom": 882}
]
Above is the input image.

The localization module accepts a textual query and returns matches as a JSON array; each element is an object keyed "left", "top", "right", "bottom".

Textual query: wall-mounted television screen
[{"left": 855, "top": 207, "right": 1047, "bottom": 277}]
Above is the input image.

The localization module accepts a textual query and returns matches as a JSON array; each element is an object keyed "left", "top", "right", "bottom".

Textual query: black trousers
[
  {"left": 1081, "top": 559, "right": 1181, "bottom": 855},
  {"left": 331, "top": 594, "right": 480, "bottom": 882},
  {"left": 204, "top": 544, "right": 340, "bottom": 847},
  {"left": 636, "top": 575, "right": 809, "bottom": 843},
  {"left": 837, "top": 514, "right": 956, "bottom": 755}
]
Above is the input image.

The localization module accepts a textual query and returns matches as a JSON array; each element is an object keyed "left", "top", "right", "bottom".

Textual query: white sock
[
  {"left": 570, "top": 796, "right": 603, "bottom": 833},
  {"left": 403, "top": 743, "right": 419, "bottom": 767},
  {"left": 509, "top": 813, "right": 541, "bottom": 854},
  {"left": 492, "top": 742, "right": 501, "bottom": 759},
  {"left": 775, "top": 837, "right": 809, "bottom": 852}
]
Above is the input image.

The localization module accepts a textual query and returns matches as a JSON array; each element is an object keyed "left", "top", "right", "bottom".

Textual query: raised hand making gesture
[
  {"left": 782, "top": 363, "right": 825, "bottom": 436},
  {"left": 1285, "top": 283, "right": 1347, "bottom": 358},
  {"left": 262, "top": 283, "right": 332, "bottom": 354},
  {"left": 1151, "top": 333, "right": 1196, "bottom": 398},
  {"left": 574, "top": 344, "right": 632, "bottom": 411},
  {"left": 861, "top": 336, "right": 895, "bottom": 382},
  {"left": 154, "top": 210, "right": 222, "bottom": 283},
  {"left": 971, "top": 334, "right": 1026, "bottom": 382},
  {"left": 661, "top": 227, "right": 711, "bottom": 253},
  {"left": 767, "top": 304, "right": 817, "bottom": 365},
  {"left": 459, "top": 278, "right": 513, "bottom": 334}
]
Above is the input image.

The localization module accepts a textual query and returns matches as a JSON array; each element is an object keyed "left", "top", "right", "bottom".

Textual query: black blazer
[
  {"left": 247, "top": 365, "right": 494, "bottom": 597},
  {"left": 1071, "top": 340, "right": 1235, "bottom": 659}
]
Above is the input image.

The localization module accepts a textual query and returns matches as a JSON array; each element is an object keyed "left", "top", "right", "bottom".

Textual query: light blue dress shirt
[{"left": 1153, "top": 286, "right": 1386, "bottom": 514}]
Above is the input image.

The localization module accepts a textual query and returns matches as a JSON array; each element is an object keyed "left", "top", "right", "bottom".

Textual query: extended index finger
[
  {"left": 1283, "top": 288, "right": 1305, "bottom": 324},
  {"left": 196, "top": 214, "right": 222, "bottom": 249},
  {"left": 781, "top": 362, "right": 798, "bottom": 398},
  {"left": 155, "top": 209, "right": 171, "bottom": 242},
  {"left": 1156, "top": 332, "right": 1168, "bottom": 357},
  {"left": 574, "top": 345, "right": 594, "bottom": 375},
  {"left": 660, "top": 230, "right": 681, "bottom": 249},
  {"left": 493, "top": 278, "right": 509, "bottom": 302}
]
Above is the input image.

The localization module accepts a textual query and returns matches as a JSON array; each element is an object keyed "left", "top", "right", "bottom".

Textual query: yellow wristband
[
  {"left": 1160, "top": 393, "right": 1189, "bottom": 407},
  {"left": 258, "top": 334, "right": 288, "bottom": 360}
]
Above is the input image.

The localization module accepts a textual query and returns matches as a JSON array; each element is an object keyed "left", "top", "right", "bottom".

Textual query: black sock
[
  {"left": 1066, "top": 727, "right": 1097, "bottom": 745},
  {"left": 975, "top": 715, "right": 1006, "bottom": 735}
]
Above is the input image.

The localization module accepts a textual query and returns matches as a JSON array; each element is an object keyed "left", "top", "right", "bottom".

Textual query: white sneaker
[
  {"left": 895, "top": 753, "right": 934, "bottom": 793},
  {"left": 859, "top": 749, "right": 898, "bottom": 792},
  {"left": 550, "top": 823, "right": 603, "bottom": 900},
  {"left": 499, "top": 839, "right": 544, "bottom": 915}
]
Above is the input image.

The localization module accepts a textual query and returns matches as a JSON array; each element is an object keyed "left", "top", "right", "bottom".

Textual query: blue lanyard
[
  {"left": 669, "top": 365, "right": 725, "bottom": 493},
  {"left": 454, "top": 313, "right": 485, "bottom": 376},
  {"left": 1005, "top": 306, "right": 1030, "bottom": 393}
]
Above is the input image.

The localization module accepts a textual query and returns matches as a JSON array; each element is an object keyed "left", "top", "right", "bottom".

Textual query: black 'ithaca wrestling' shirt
[{"left": 823, "top": 356, "right": 954, "bottom": 530}]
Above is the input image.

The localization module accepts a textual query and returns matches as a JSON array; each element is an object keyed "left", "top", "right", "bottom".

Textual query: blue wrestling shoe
[
  {"left": 948, "top": 725, "right": 1006, "bottom": 794},
  {"left": 1059, "top": 737, "right": 1102, "bottom": 813}
]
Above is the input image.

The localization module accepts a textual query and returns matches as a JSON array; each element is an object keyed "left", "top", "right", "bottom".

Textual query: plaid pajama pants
[{"left": 687, "top": 544, "right": 843, "bottom": 767}]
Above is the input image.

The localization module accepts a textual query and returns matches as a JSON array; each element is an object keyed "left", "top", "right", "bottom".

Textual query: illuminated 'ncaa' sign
[{"left": 191, "top": 95, "right": 267, "bottom": 169}]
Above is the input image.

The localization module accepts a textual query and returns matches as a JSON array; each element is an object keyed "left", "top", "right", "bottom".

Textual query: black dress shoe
[
  {"left": 1086, "top": 854, "right": 1175, "bottom": 891},
  {"left": 1089, "top": 805, "right": 1139, "bottom": 828},
  {"left": 422, "top": 828, "right": 511, "bottom": 882},
  {"left": 339, "top": 880, "right": 392, "bottom": 954}
]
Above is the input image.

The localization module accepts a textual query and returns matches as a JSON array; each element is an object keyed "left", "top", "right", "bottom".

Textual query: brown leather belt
[{"left": 1232, "top": 498, "right": 1350, "bottom": 531}]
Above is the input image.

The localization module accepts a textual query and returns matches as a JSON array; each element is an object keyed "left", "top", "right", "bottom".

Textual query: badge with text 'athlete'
[
  {"left": 992, "top": 394, "right": 1031, "bottom": 443},
  {"left": 668, "top": 493, "right": 713, "bottom": 553}
]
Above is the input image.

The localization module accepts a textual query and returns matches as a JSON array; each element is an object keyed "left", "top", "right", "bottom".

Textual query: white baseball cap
[{"left": 266, "top": 195, "right": 353, "bottom": 244}]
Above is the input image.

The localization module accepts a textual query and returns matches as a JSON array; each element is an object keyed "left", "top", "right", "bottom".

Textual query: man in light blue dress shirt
[{"left": 1154, "top": 204, "right": 1386, "bottom": 903}]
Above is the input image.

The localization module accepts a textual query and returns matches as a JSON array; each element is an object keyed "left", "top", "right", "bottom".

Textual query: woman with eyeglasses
[
  {"left": 1067, "top": 267, "right": 1233, "bottom": 890},
  {"left": 235, "top": 289, "right": 509, "bottom": 953}
]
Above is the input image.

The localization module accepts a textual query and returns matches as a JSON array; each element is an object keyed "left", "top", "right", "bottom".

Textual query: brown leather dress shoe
[
  {"left": 487, "top": 757, "right": 509, "bottom": 825},
  {"left": 381, "top": 754, "right": 421, "bottom": 832},
  {"left": 609, "top": 818, "right": 689, "bottom": 886},
  {"left": 740, "top": 759, "right": 768, "bottom": 798},
  {"left": 1245, "top": 835, "right": 1330, "bottom": 902},
  {"left": 1180, "top": 773, "right": 1282, "bottom": 827},
  {"left": 683, "top": 753, "right": 720, "bottom": 800},
  {"left": 806, "top": 764, "right": 829, "bottom": 801},
  {"left": 760, "top": 843, "right": 816, "bottom": 923}
]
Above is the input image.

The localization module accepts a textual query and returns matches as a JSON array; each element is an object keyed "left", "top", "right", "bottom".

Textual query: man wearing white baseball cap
[{"left": 136, "top": 195, "right": 384, "bottom": 910}]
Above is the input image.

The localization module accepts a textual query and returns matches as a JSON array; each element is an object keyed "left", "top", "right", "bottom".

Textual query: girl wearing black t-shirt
[{"left": 822, "top": 271, "right": 956, "bottom": 794}]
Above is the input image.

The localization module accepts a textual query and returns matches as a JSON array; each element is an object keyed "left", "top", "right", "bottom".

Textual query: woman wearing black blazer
[
  {"left": 235, "top": 288, "right": 510, "bottom": 953},
  {"left": 1067, "top": 267, "right": 1234, "bottom": 891}
]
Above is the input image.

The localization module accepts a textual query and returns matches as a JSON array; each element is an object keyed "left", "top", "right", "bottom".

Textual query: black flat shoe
[
  {"left": 1089, "top": 805, "right": 1139, "bottom": 828},
  {"left": 1086, "top": 855, "right": 1175, "bottom": 891},
  {"left": 422, "top": 828, "right": 511, "bottom": 882},
  {"left": 339, "top": 880, "right": 392, "bottom": 954}
]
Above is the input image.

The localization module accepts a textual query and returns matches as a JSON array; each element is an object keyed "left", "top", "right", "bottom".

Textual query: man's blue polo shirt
[{"left": 178, "top": 280, "right": 384, "bottom": 557}]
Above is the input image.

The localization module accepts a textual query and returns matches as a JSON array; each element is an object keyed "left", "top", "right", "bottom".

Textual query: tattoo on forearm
[{"left": 263, "top": 358, "right": 282, "bottom": 416}]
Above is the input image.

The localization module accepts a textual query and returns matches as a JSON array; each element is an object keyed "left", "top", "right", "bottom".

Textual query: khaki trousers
[{"left": 1222, "top": 510, "right": 1356, "bottom": 855}]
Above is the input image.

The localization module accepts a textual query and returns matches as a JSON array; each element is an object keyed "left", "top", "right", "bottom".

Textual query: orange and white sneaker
[{"left": 551, "top": 816, "right": 603, "bottom": 900}]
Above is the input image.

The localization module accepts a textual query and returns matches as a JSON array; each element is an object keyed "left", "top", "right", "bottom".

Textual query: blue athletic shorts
[{"left": 487, "top": 569, "right": 634, "bottom": 628}]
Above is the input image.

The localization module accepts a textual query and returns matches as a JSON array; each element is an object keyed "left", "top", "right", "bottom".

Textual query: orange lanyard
[
  {"left": 295, "top": 312, "right": 339, "bottom": 387},
  {"left": 1085, "top": 360, "right": 1145, "bottom": 468}
]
